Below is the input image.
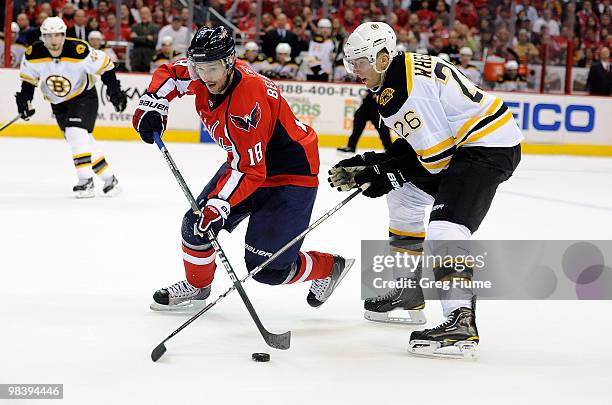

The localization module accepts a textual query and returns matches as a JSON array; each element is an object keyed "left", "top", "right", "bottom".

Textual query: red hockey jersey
[{"left": 147, "top": 59, "right": 320, "bottom": 208}]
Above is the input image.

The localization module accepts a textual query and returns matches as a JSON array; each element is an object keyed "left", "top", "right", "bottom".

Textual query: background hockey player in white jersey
[
  {"left": 0, "top": 23, "right": 26, "bottom": 67},
  {"left": 329, "top": 22, "right": 522, "bottom": 358},
  {"left": 15, "top": 17, "right": 128, "bottom": 198},
  {"left": 300, "top": 18, "right": 336, "bottom": 82}
]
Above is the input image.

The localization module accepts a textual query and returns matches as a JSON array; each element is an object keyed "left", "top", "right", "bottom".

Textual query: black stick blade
[
  {"left": 267, "top": 331, "right": 291, "bottom": 350},
  {"left": 151, "top": 343, "right": 167, "bottom": 362}
]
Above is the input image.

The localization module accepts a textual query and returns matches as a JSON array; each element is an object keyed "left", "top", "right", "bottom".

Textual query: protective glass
[
  {"left": 193, "top": 60, "right": 226, "bottom": 81},
  {"left": 343, "top": 57, "right": 372, "bottom": 74}
]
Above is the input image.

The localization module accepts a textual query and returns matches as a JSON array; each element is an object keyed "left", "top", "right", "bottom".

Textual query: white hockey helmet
[
  {"left": 11, "top": 22, "right": 19, "bottom": 33},
  {"left": 276, "top": 42, "right": 291, "bottom": 55},
  {"left": 245, "top": 41, "right": 259, "bottom": 52},
  {"left": 343, "top": 22, "right": 397, "bottom": 74},
  {"left": 505, "top": 60, "right": 519, "bottom": 70},
  {"left": 459, "top": 46, "right": 473, "bottom": 56},
  {"left": 317, "top": 18, "right": 332, "bottom": 29},
  {"left": 40, "top": 16, "right": 67, "bottom": 48},
  {"left": 88, "top": 30, "right": 103, "bottom": 41}
]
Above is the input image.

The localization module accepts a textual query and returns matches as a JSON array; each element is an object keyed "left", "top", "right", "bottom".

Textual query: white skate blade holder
[
  {"left": 74, "top": 189, "right": 95, "bottom": 199},
  {"left": 408, "top": 340, "right": 479, "bottom": 360},
  {"left": 364, "top": 309, "right": 427, "bottom": 325},
  {"left": 150, "top": 299, "right": 207, "bottom": 312}
]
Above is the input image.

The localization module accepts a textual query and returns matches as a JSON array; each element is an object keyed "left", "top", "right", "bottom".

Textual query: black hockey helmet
[{"left": 188, "top": 26, "right": 235, "bottom": 65}]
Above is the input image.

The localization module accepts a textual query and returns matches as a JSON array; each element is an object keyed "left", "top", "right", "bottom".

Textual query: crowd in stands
[{"left": 1, "top": 0, "right": 612, "bottom": 93}]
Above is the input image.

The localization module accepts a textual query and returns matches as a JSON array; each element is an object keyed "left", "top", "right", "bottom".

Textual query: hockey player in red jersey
[{"left": 133, "top": 26, "right": 354, "bottom": 311}]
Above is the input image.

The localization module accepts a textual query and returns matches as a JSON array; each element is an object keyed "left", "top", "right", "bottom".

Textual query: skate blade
[
  {"left": 336, "top": 150, "right": 356, "bottom": 156},
  {"left": 103, "top": 184, "right": 122, "bottom": 197},
  {"left": 149, "top": 299, "right": 206, "bottom": 312},
  {"left": 74, "top": 189, "right": 95, "bottom": 199},
  {"left": 408, "top": 340, "right": 479, "bottom": 360},
  {"left": 364, "top": 309, "right": 427, "bottom": 325}
]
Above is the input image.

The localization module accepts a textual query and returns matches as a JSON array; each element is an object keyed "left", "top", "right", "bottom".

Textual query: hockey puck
[{"left": 251, "top": 352, "right": 270, "bottom": 362}]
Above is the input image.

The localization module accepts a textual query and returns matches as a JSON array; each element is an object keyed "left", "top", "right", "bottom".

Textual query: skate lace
[
  {"left": 167, "top": 280, "right": 198, "bottom": 298},
  {"left": 310, "top": 277, "right": 331, "bottom": 298}
]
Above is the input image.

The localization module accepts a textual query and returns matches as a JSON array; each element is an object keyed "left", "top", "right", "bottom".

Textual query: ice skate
[
  {"left": 307, "top": 255, "right": 355, "bottom": 307},
  {"left": 73, "top": 177, "right": 95, "bottom": 198},
  {"left": 102, "top": 175, "right": 121, "bottom": 196},
  {"left": 408, "top": 302, "right": 479, "bottom": 360},
  {"left": 364, "top": 277, "right": 427, "bottom": 325},
  {"left": 336, "top": 146, "right": 356, "bottom": 155},
  {"left": 150, "top": 280, "right": 211, "bottom": 311}
]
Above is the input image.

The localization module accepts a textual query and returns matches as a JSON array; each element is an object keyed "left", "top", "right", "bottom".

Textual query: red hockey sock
[
  {"left": 182, "top": 244, "right": 217, "bottom": 288},
  {"left": 288, "top": 251, "right": 335, "bottom": 284}
]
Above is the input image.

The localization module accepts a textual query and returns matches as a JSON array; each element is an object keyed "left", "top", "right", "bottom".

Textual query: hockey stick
[
  {"left": 151, "top": 132, "right": 291, "bottom": 356},
  {"left": 0, "top": 115, "right": 21, "bottom": 133},
  {"left": 150, "top": 137, "right": 365, "bottom": 361}
]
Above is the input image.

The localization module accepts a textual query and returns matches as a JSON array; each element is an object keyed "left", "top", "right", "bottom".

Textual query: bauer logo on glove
[{"left": 133, "top": 92, "right": 169, "bottom": 144}]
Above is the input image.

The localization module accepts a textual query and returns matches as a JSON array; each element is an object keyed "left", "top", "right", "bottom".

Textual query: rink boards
[{"left": 1, "top": 68, "right": 611, "bottom": 156}]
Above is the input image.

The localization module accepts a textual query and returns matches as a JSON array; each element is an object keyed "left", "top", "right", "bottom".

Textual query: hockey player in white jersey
[
  {"left": 329, "top": 22, "right": 523, "bottom": 358},
  {"left": 15, "top": 17, "right": 128, "bottom": 198}
]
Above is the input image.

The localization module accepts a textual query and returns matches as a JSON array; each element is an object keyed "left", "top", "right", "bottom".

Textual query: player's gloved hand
[
  {"left": 15, "top": 92, "right": 35, "bottom": 120},
  {"left": 132, "top": 92, "right": 169, "bottom": 144},
  {"left": 195, "top": 198, "right": 230, "bottom": 237},
  {"left": 354, "top": 159, "right": 408, "bottom": 198},
  {"left": 107, "top": 85, "right": 128, "bottom": 113},
  {"left": 328, "top": 152, "right": 387, "bottom": 191}
]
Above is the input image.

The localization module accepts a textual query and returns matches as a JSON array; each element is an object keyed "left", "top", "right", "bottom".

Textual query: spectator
[
  {"left": 61, "top": 4, "right": 77, "bottom": 29},
  {"left": 16, "top": 13, "right": 33, "bottom": 44},
  {"left": 578, "top": 1, "right": 599, "bottom": 34},
  {"left": 587, "top": 47, "right": 612, "bottom": 95},
  {"left": 416, "top": 0, "right": 435, "bottom": 24},
  {"left": 87, "top": 30, "right": 118, "bottom": 63},
  {"left": 87, "top": 16, "right": 100, "bottom": 33},
  {"left": 97, "top": 1, "right": 111, "bottom": 26},
  {"left": 260, "top": 13, "right": 275, "bottom": 36},
  {"left": 0, "top": 22, "right": 26, "bottom": 67},
  {"left": 157, "top": 15, "right": 189, "bottom": 54},
  {"left": 516, "top": 0, "right": 538, "bottom": 24},
  {"left": 435, "top": 0, "right": 451, "bottom": 27},
  {"left": 599, "top": 0, "right": 612, "bottom": 16},
  {"left": 514, "top": 28, "right": 540, "bottom": 63},
  {"left": 456, "top": 1, "right": 479, "bottom": 29},
  {"left": 238, "top": 3, "right": 258, "bottom": 39},
  {"left": 394, "top": 0, "right": 410, "bottom": 27},
  {"left": 150, "top": 36, "right": 182, "bottom": 73},
  {"left": 342, "top": 9, "right": 360, "bottom": 34},
  {"left": 262, "top": 13, "right": 300, "bottom": 58},
  {"left": 456, "top": 47, "right": 481, "bottom": 86},
  {"left": 79, "top": 0, "right": 97, "bottom": 20},
  {"left": 441, "top": 31, "right": 461, "bottom": 63},
  {"left": 103, "top": 13, "right": 131, "bottom": 42},
  {"left": 533, "top": 9, "right": 560, "bottom": 36},
  {"left": 121, "top": 4, "right": 135, "bottom": 28},
  {"left": 496, "top": 60, "right": 527, "bottom": 91},
  {"left": 66, "top": 9, "right": 91, "bottom": 41},
  {"left": 130, "top": 6, "right": 159, "bottom": 72},
  {"left": 24, "top": 0, "right": 40, "bottom": 25},
  {"left": 131, "top": 0, "right": 145, "bottom": 24}
]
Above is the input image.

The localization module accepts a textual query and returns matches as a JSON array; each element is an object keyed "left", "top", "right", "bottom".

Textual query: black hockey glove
[
  {"left": 328, "top": 151, "right": 388, "bottom": 191},
  {"left": 15, "top": 92, "right": 35, "bottom": 120},
  {"left": 354, "top": 158, "right": 408, "bottom": 198},
  {"left": 107, "top": 85, "right": 128, "bottom": 113},
  {"left": 132, "top": 92, "right": 169, "bottom": 144}
]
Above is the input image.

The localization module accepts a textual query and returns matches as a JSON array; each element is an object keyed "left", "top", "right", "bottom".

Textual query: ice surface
[{"left": 1, "top": 138, "right": 611, "bottom": 404}]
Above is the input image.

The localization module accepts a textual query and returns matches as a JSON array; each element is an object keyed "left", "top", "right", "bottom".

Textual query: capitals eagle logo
[{"left": 230, "top": 102, "right": 262, "bottom": 132}]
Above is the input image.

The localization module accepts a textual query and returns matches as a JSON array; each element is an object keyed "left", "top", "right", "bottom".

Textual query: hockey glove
[
  {"left": 195, "top": 198, "right": 230, "bottom": 237},
  {"left": 132, "top": 92, "right": 169, "bottom": 144},
  {"left": 328, "top": 151, "right": 388, "bottom": 191},
  {"left": 15, "top": 92, "right": 35, "bottom": 120},
  {"left": 107, "top": 85, "right": 128, "bottom": 113},
  {"left": 354, "top": 158, "right": 408, "bottom": 198}
]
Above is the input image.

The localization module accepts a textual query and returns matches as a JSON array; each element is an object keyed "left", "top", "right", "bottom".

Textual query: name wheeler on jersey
[
  {"left": 377, "top": 52, "right": 523, "bottom": 173},
  {"left": 20, "top": 38, "right": 115, "bottom": 104}
]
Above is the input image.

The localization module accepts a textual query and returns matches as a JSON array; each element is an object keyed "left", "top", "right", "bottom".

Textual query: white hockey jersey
[
  {"left": 376, "top": 52, "right": 523, "bottom": 173},
  {"left": 0, "top": 42, "right": 26, "bottom": 67},
  {"left": 19, "top": 38, "right": 115, "bottom": 104}
]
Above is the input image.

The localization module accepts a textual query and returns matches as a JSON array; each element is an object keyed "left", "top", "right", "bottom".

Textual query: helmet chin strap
[{"left": 369, "top": 62, "right": 389, "bottom": 93}]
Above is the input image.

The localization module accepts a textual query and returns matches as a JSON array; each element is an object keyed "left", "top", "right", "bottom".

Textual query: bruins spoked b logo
[{"left": 46, "top": 75, "right": 72, "bottom": 97}]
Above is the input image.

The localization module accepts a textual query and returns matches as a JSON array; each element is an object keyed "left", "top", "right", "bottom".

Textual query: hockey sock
[
  {"left": 64, "top": 127, "right": 95, "bottom": 180},
  {"left": 287, "top": 251, "right": 335, "bottom": 283},
  {"left": 89, "top": 133, "right": 114, "bottom": 181},
  {"left": 182, "top": 244, "right": 217, "bottom": 288}
]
